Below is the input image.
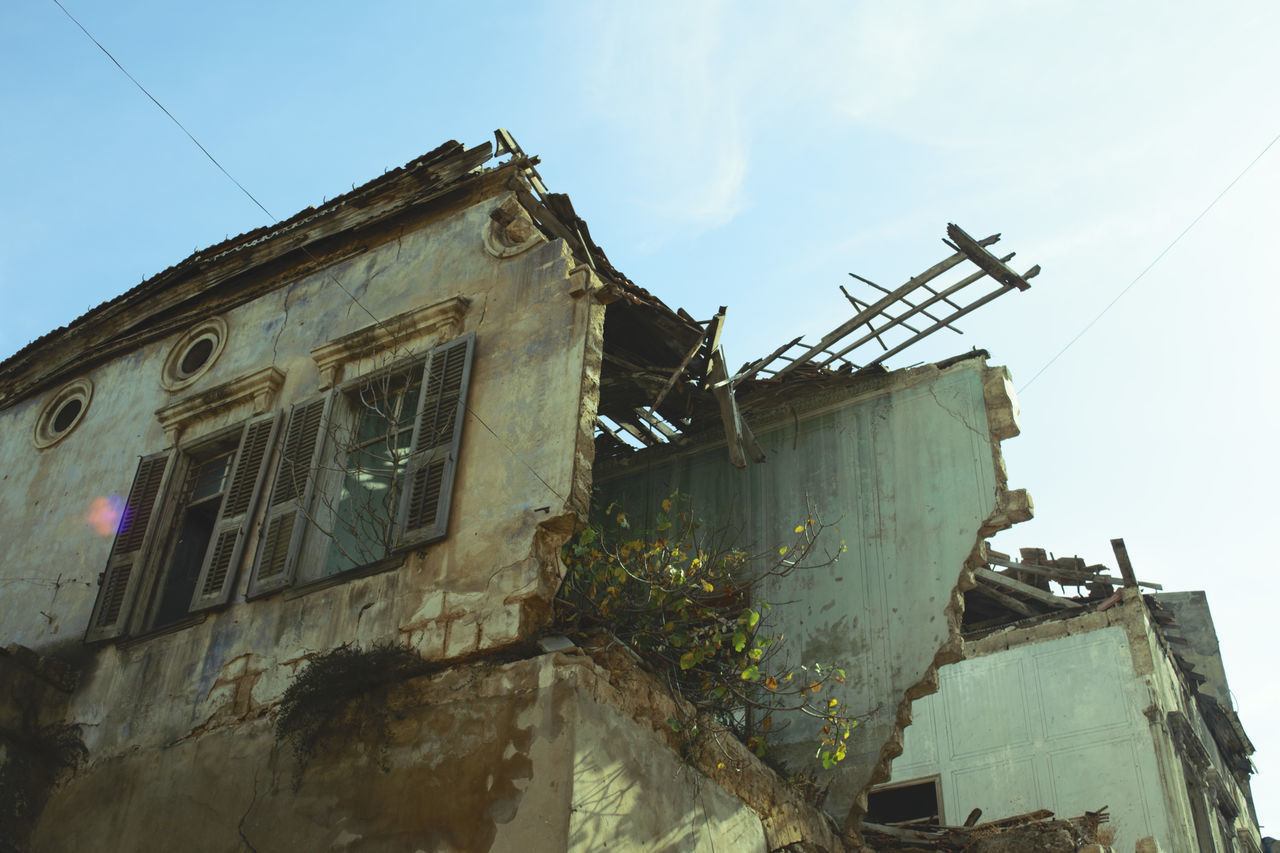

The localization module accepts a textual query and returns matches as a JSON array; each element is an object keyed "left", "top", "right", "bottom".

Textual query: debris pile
[{"left": 861, "top": 807, "right": 1111, "bottom": 852}]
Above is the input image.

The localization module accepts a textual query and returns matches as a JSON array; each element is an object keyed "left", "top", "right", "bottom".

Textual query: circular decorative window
[
  {"left": 33, "top": 378, "right": 93, "bottom": 449},
  {"left": 161, "top": 318, "right": 227, "bottom": 391}
]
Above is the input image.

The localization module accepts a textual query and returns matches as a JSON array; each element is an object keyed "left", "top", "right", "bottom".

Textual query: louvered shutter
[
  {"left": 397, "top": 333, "right": 474, "bottom": 547},
  {"left": 246, "top": 396, "right": 329, "bottom": 598},
  {"left": 189, "top": 412, "right": 281, "bottom": 612},
  {"left": 85, "top": 452, "right": 172, "bottom": 642}
]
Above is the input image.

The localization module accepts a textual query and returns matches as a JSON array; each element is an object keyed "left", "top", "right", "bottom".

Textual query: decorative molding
[
  {"left": 482, "top": 197, "right": 545, "bottom": 259},
  {"left": 155, "top": 366, "right": 285, "bottom": 444},
  {"left": 32, "top": 377, "right": 94, "bottom": 449},
  {"left": 311, "top": 295, "right": 470, "bottom": 389},
  {"left": 160, "top": 317, "right": 228, "bottom": 392}
]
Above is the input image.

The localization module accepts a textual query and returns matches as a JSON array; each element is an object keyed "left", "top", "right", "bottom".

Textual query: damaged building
[
  {"left": 870, "top": 543, "right": 1262, "bottom": 852},
  {"left": 0, "top": 132, "right": 1257, "bottom": 852}
]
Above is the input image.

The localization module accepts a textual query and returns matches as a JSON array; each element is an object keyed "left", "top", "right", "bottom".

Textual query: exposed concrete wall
[
  {"left": 595, "top": 358, "right": 1029, "bottom": 826},
  {"left": 887, "top": 596, "right": 1261, "bottom": 853},
  {"left": 30, "top": 652, "right": 772, "bottom": 853},
  {"left": 0, "top": 192, "right": 603, "bottom": 761}
]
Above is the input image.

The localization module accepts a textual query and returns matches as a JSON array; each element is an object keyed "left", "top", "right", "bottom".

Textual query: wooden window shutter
[
  {"left": 246, "top": 396, "right": 329, "bottom": 598},
  {"left": 397, "top": 333, "right": 475, "bottom": 547},
  {"left": 85, "top": 452, "right": 172, "bottom": 643},
  {"left": 189, "top": 411, "right": 281, "bottom": 612}
]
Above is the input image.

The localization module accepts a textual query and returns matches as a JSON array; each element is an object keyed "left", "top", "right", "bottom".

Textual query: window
[
  {"left": 248, "top": 333, "right": 474, "bottom": 596},
  {"left": 85, "top": 415, "right": 278, "bottom": 642},
  {"left": 86, "top": 333, "right": 477, "bottom": 643},
  {"left": 864, "top": 777, "right": 942, "bottom": 825},
  {"left": 33, "top": 378, "right": 93, "bottom": 449}
]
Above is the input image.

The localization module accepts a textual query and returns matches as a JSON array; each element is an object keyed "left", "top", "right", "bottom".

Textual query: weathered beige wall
[
  {"left": 595, "top": 358, "right": 1029, "bottom": 825},
  {"left": 31, "top": 652, "right": 767, "bottom": 853},
  {"left": 0, "top": 191, "right": 603, "bottom": 759}
]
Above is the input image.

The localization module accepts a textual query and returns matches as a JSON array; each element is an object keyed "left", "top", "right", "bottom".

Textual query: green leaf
[
  {"left": 732, "top": 630, "right": 747, "bottom": 652},
  {"left": 740, "top": 664, "right": 760, "bottom": 682},
  {"left": 680, "top": 651, "right": 697, "bottom": 670}
]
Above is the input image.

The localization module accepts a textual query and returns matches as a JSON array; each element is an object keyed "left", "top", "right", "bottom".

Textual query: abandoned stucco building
[
  {"left": 872, "top": 547, "right": 1262, "bottom": 852},
  {"left": 0, "top": 133, "right": 1257, "bottom": 852}
]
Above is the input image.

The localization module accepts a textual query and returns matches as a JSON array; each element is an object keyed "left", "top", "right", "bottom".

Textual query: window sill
[
  {"left": 113, "top": 613, "right": 209, "bottom": 649},
  {"left": 283, "top": 552, "right": 408, "bottom": 600}
]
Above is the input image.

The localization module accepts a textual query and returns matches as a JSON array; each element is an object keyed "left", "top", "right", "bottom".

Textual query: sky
[{"left": 2, "top": 0, "right": 1276, "bottom": 829}]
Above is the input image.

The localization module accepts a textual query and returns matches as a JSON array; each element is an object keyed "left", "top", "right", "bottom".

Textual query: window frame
[
  {"left": 245, "top": 331, "right": 475, "bottom": 598},
  {"left": 85, "top": 332, "right": 475, "bottom": 643},
  {"left": 85, "top": 413, "right": 280, "bottom": 643}
]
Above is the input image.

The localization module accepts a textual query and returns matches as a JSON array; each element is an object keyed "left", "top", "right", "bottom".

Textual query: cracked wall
[
  {"left": 594, "top": 356, "right": 1029, "bottom": 829},
  {"left": 886, "top": 592, "right": 1263, "bottom": 853},
  {"left": 31, "top": 652, "right": 773, "bottom": 853},
  {"left": 0, "top": 189, "right": 605, "bottom": 770}
]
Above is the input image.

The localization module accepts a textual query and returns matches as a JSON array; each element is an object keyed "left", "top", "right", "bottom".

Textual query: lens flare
[{"left": 87, "top": 494, "right": 125, "bottom": 536}]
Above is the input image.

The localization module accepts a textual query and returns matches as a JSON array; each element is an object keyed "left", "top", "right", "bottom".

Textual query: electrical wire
[
  {"left": 51, "top": 0, "right": 570, "bottom": 504},
  {"left": 1019, "top": 128, "right": 1280, "bottom": 393},
  {"left": 50, "top": 0, "right": 401, "bottom": 348}
]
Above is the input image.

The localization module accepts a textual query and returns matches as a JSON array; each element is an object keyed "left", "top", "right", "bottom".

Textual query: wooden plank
[
  {"left": 986, "top": 555, "right": 1098, "bottom": 584},
  {"left": 707, "top": 346, "right": 747, "bottom": 469},
  {"left": 947, "top": 223, "right": 1032, "bottom": 290},
  {"left": 863, "top": 266, "right": 1039, "bottom": 369},
  {"left": 972, "top": 582, "right": 1036, "bottom": 617},
  {"left": 974, "top": 568, "right": 1082, "bottom": 609},
  {"left": 773, "top": 234, "right": 999, "bottom": 378},
  {"left": 823, "top": 256, "right": 1010, "bottom": 366},
  {"left": 1111, "top": 538, "right": 1139, "bottom": 588},
  {"left": 850, "top": 272, "right": 959, "bottom": 334}
]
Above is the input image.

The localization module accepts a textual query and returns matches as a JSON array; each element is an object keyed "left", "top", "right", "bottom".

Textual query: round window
[
  {"left": 162, "top": 318, "right": 227, "bottom": 391},
  {"left": 33, "top": 378, "right": 93, "bottom": 449}
]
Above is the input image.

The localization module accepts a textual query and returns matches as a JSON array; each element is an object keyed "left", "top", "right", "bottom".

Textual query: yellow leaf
[
  {"left": 701, "top": 580, "right": 714, "bottom": 593},
  {"left": 794, "top": 524, "right": 804, "bottom": 534},
  {"left": 779, "top": 546, "right": 788, "bottom": 556}
]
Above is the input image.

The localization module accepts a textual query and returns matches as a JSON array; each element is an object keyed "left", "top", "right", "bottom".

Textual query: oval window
[
  {"left": 33, "top": 378, "right": 93, "bottom": 449},
  {"left": 162, "top": 318, "right": 227, "bottom": 391}
]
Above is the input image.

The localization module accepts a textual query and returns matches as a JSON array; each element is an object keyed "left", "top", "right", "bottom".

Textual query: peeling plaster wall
[
  {"left": 30, "top": 653, "right": 768, "bottom": 853},
  {"left": 595, "top": 358, "right": 1028, "bottom": 825},
  {"left": 0, "top": 191, "right": 604, "bottom": 760},
  {"left": 887, "top": 596, "right": 1262, "bottom": 853}
]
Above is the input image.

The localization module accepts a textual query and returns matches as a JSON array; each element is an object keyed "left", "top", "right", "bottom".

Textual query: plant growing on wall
[{"left": 554, "top": 492, "right": 857, "bottom": 770}]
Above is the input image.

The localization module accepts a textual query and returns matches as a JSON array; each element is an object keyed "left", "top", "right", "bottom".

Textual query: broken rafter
[
  {"left": 848, "top": 272, "right": 961, "bottom": 336},
  {"left": 973, "top": 568, "right": 1082, "bottom": 610},
  {"left": 773, "top": 233, "right": 1001, "bottom": 379},
  {"left": 863, "top": 263, "right": 1040, "bottom": 369},
  {"left": 645, "top": 309, "right": 723, "bottom": 418},
  {"left": 946, "top": 223, "right": 1032, "bottom": 291},
  {"left": 1110, "top": 538, "right": 1139, "bottom": 589},
  {"left": 972, "top": 583, "right": 1037, "bottom": 617}
]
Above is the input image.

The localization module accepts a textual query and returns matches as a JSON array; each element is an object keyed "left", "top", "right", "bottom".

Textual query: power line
[
  {"left": 50, "top": 0, "right": 275, "bottom": 223},
  {"left": 1019, "top": 128, "right": 1280, "bottom": 393},
  {"left": 51, "top": 2, "right": 572, "bottom": 506},
  {"left": 50, "top": 0, "right": 399, "bottom": 347}
]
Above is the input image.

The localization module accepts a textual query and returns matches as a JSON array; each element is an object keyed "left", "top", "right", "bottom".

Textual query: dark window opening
[
  {"left": 865, "top": 778, "right": 941, "bottom": 825},
  {"left": 52, "top": 398, "right": 82, "bottom": 433},
  {"left": 151, "top": 448, "right": 234, "bottom": 629},
  {"left": 180, "top": 337, "right": 215, "bottom": 377}
]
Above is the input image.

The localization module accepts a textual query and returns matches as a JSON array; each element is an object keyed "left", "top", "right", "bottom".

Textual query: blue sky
[{"left": 3, "top": 0, "right": 1277, "bottom": 825}]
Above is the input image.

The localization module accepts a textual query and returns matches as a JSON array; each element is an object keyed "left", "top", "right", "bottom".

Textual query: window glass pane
[
  {"left": 189, "top": 451, "right": 233, "bottom": 502},
  {"left": 321, "top": 366, "right": 421, "bottom": 576}
]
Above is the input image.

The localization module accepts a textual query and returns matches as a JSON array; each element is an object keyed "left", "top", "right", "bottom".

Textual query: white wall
[{"left": 889, "top": 624, "right": 1173, "bottom": 850}]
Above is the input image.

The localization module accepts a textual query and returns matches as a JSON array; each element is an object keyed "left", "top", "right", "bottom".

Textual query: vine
[{"left": 554, "top": 492, "right": 857, "bottom": 770}]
